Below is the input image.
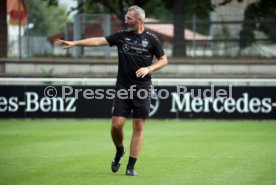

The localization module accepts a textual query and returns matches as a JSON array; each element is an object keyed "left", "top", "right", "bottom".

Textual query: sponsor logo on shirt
[{"left": 123, "top": 44, "right": 130, "bottom": 51}]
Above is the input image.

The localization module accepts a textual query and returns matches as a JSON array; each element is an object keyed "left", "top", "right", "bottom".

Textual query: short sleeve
[
  {"left": 105, "top": 32, "right": 122, "bottom": 47},
  {"left": 151, "top": 35, "right": 165, "bottom": 58}
]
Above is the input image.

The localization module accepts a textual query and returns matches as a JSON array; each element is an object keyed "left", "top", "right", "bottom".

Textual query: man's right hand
[{"left": 55, "top": 39, "right": 75, "bottom": 49}]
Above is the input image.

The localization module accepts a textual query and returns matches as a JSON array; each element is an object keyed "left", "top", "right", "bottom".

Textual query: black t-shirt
[{"left": 105, "top": 29, "right": 165, "bottom": 89}]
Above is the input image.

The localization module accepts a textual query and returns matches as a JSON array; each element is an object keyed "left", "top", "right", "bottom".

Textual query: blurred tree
[
  {"left": 219, "top": 0, "right": 276, "bottom": 49},
  {"left": 45, "top": 0, "right": 58, "bottom": 6},
  {"left": 172, "top": 0, "right": 186, "bottom": 57},
  {"left": 79, "top": 0, "right": 213, "bottom": 57},
  {"left": 171, "top": 0, "right": 214, "bottom": 57},
  {"left": 74, "top": 0, "right": 151, "bottom": 25},
  {"left": 66, "top": 0, "right": 172, "bottom": 24},
  {"left": 28, "top": 0, "right": 67, "bottom": 36},
  {"left": 45, "top": 0, "right": 213, "bottom": 57},
  {"left": 0, "top": 0, "right": 7, "bottom": 57},
  {"left": 142, "top": 0, "right": 172, "bottom": 20}
]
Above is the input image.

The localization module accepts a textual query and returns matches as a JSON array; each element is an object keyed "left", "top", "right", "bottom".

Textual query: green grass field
[{"left": 0, "top": 119, "right": 276, "bottom": 185}]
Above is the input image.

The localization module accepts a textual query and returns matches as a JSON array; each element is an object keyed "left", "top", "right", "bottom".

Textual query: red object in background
[
  {"left": 10, "top": 10, "right": 27, "bottom": 19},
  {"left": 7, "top": 0, "right": 27, "bottom": 25}
]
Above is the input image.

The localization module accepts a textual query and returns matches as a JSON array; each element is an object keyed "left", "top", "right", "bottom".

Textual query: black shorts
[{"left": 112, "top": 86, "right": 151, "bottom": 119}]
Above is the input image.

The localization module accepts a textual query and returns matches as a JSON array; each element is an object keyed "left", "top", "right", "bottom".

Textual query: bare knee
[
  {"left": 133, "top": 119, "right": 145, "bottom": 134},
  {"left": 112, "top": 116, "right": 125, "bottom": 131}
]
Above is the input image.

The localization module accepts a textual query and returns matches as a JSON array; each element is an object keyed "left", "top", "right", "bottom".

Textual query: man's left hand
[{"left": 136, "top": 67, "right": 151, "bottom": 78}]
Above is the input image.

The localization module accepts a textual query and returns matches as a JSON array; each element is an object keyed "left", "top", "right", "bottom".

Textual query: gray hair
[{"left": 128, "top": 5, "right": 146, "bottom": 22}]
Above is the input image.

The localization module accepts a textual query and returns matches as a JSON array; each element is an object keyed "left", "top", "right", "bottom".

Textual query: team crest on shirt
[{"left": 142, "top": 40, "right": 148, "bottom": 47}]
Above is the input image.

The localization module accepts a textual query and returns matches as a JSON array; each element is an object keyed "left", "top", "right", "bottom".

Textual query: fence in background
[{"left": 7, "top": 14, "right": 276, "bottom": 58}]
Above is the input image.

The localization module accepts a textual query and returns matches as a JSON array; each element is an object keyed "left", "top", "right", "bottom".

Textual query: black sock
[
  {"left": 127, "top": 156, "right": 137, "bottom": 170},
  {"left": 114, "top": 146, "right": 124, "bottom": 163}
]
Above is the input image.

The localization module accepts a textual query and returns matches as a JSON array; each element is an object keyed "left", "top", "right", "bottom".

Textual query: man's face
[{"left": 125, "top": 10, "right": 139, "bottom": 31}]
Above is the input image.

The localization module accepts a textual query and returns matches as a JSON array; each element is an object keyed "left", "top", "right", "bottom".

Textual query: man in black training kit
[{"left": 55, "top": 5, "right": 168, "bottom": 176}]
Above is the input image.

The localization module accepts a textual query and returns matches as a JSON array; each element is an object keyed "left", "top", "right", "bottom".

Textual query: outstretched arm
[
  {"left": 55, "top": 37, "right": 109, "bottom": 49},
  {"left": 136, "top": 55, "right": 168, "bottom": 78}
]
